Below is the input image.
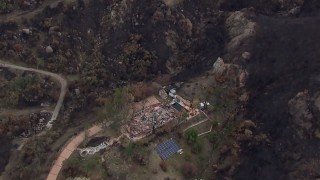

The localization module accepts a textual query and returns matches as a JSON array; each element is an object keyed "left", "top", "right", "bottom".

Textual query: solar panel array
[{"left": 155, "top": 138, "right": 181, "bottom": 160}]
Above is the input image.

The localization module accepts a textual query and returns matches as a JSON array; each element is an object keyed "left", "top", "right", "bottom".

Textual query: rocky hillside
[
  {"left": 1, "top": 0, "right": 320, "bottom": 179},
  {"left": 234, "top": 13, "right": 320, "bottom": 179}
]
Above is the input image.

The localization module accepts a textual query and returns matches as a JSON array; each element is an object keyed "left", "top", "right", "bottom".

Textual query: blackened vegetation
[
  {"left": 219, "top": 0, "right": 320, "bottom": 15},
  {"left": 0, "top": 136, "right": 12, "bottom": 174},
  {"left": 172, "top": 19, "right": 228, "bottom": 82},
  {"left": 0, "top": 21, "right": 18, "bottom": 34},
  {"left": 234, "top": 15, "right": 320, "bottom": 179},
  {"left": 302, "top": 0, "right": 320, "bottom": 14},
  {"left": 99, "top": 0, "right": 229, "bottom": 82},
  {"left": 219, "top": 0, "right": 282, "bottom": 13}
]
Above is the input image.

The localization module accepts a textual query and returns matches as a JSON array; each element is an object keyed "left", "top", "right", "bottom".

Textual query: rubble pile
[
  {"left": 20, "top": 111, "right": 51, "bottom": 137},
  {"left": 127, "top": 105, "right": 176, "bottom": 138}
]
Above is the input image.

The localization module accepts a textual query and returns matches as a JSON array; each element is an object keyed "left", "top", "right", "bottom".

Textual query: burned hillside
[{"left": 1, "top": 0, "right": 320, "bottom": 179}]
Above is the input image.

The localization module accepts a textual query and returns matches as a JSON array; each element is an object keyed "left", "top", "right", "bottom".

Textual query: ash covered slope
[{"left": 234, "top": 14, "right": 320, "bottom": 179}]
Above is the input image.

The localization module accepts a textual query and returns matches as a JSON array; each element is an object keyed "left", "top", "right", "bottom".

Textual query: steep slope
[{"left": 234, "top": 14, "right": 320, "bottom": 179}]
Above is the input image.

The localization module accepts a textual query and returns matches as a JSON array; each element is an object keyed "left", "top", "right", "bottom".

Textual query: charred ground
[{"left": 235, "top": 14, "right": 320, "bottom": 179}]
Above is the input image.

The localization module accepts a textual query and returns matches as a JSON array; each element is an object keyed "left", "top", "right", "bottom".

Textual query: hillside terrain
[{"left": 1, "top": 0, "right": 320, "bottom": 179}]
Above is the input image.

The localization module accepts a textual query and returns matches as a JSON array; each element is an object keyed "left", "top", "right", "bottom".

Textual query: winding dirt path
[
  {"left": 0, "top": 60, "right": 67, "bottom": 128},
  {"left": 47, "top": 125, "right": 103, "bottom": 180}
]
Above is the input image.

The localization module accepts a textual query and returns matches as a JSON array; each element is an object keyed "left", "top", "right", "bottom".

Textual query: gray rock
[
  {"left": 242, "top": 51, "right": 251, "bottom": 60},
  {"left": 244, "top": 129, "right": 253, "bottom": 138},
  {"left": 314, "top": 94, "right": 320, "bottom": 112},
  {"left": 240, "top": 120, "right": 256, "bottom": 129},
  {"left": 22, "top": 28, "right": 31, "bottom": 35},
  {"left": 49, "top": 26, "right": 59, "bottom": 32},
  {"left": 45, "top": 46, "right": 54, "bottom": 54},
  {"left": 239, "top": 93, "right": 249, "bottom": 102},
  {"left": 239, "top": 70, "right": 248, "bottom": 88},
  {"left": 213, "top": 57, "right": 226, "bottom": 76},
  {"left": 288, "top": 90, "right": 313, "bottom": 139},
  {"left": 279, "top": 0, "right": 304, "bottom": 10},
  {"left": 75, "top": 89, "right": 80, "bottom": 96},
  {"left": 288, "top": 7, "right": 301, "bottom": 16},
  {"left": 314, "top": 129, "right": 320, "bottom": 139}
]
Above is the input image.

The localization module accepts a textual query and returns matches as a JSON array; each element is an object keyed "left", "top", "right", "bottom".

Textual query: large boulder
[
  {"left": 213, "top": 57, "right": 226, "bottom": 76},
  {"left": 21, "top": 28, "right": 32, "bottom": 35},
  {"left": 225, "top": 11, "right": 256, "bottom": 51},
  {"left": 45, "top": 46, "right": 53, "bottom": 54},
  {"left": 288, "top": 90, "right": 313, "bottom": 139}
]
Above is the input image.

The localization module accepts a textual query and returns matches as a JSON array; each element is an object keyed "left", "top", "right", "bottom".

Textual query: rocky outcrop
[
  {"left": 163, "top": 0, "right": 184, "bottom": 7},
  {"left": 288, "top": 90, "right": 316, "bottom": 139},
  {"left": 45, "top": 46, "right": 53, "bottom": 54},
  {"left": 178, "top": 18, "right": 193, "bottom": 36},
  {"left": 279, "top": 0, "right": 304, "bottom": 11},
  {"left": 239, "top": 70, "right": 248, "bottom": 88},
  {"left": 240, "top": 120, "right": 256, "bottom": 129},
  {"left": 225, "top": 11, "right": 256, "bottom": 51},
  {"left": 212, "top": 57, "right": 249, "bottom": 87},
  {"left": 101, "top": 0, "right": 130, "bottom": 29},
  {"left": 213, "top": 57, "right": 226, "bottom": 76},
  {"left": 241, "top": 51, "right": 251, "bottom": 60}
]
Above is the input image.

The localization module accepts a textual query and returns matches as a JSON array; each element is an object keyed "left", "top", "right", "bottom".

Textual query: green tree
[
  {"left": 185, "top": 128, "right": 198, "bottom": 145},
  {"left": 98, "top": 86, "right": 130, "bottom": 120},
  {"left": 8, "top": 76, "right": 38, "bottom": 92},
  {"left": 209, "top": 131, "right": 218, "bottom": 143}
]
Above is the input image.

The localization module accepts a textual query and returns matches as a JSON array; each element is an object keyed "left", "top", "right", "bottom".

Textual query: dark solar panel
[{"left": 155, "top": 138, "right": 181, "bottom": 160}]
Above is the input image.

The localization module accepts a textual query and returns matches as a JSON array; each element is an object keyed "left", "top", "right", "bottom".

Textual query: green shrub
[
  {"left": 8, "top": 76, "right": 38, "bottom": 92},
  {"left": 209, "top": 131, "right": 218, "bottom": 143},
  {"left": 185, "top": 128, "right": 198, "bottom": 145},
  {"left": 0, "top": 2, "right": 14, "bottom": 13},
  {"left": 125, "top": 142, "right": 136, "bottom": 156},
  {"left": 191, "top": 141, "right": 203, "bottom": 154}
]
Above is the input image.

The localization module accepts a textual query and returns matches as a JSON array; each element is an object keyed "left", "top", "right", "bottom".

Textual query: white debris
[{"left": 78, "top": 142, "right": 108, "bottom": 157}]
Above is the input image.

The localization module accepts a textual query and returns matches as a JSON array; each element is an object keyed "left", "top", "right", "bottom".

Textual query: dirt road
[
  {"left": 46, "top": 125, "right": 103, "bottom": 180},
  {"left": 0, "top": 60, "right": 67, "bottom": 128},
  {"left": 0, "top": 0, "right": 66, "bottom": 23}
]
